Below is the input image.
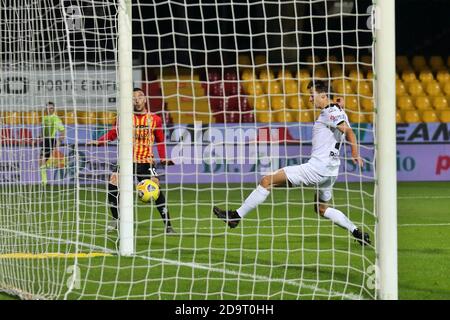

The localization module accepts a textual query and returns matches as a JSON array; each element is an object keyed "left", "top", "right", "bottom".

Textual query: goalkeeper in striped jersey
[
  {"left": 91, "top": 88, "right": 175, "bottom": 234},
  {"left": 214, "top": 80, "right": 370, "bottom": 246}
]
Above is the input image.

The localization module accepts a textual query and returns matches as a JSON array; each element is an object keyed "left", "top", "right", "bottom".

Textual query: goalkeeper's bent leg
[{"left": 107, "top": 183, "right": 119, "bottom": 220}]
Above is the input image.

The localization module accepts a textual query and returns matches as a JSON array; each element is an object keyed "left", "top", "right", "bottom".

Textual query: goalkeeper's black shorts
[
  {"left": 40, "top": 138, "right": 56, "bottom": 159},
  {"left": 134, "top": 163, "right": 158, "bottom": 182}
]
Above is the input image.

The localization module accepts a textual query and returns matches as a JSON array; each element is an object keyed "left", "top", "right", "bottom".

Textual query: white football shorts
[{"left": 282, "top": 163, "right": 337, "bottom": 202}]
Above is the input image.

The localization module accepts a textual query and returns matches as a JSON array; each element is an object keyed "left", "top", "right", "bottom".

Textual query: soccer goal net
[{"left": 0, "top": 0, "right": 396, "bottom": 300}]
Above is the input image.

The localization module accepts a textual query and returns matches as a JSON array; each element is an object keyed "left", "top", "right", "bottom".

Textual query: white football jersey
[{"left": 308, "top": 103, "right": 349, "bottom": 176}]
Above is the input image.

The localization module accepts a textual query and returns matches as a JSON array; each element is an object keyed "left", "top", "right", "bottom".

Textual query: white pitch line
[
  {"left": 134, "top": 254, "right": 365, "bottom": 300},
  {"left": 0, "top": 227, "right": 366, "bottom": 300}
]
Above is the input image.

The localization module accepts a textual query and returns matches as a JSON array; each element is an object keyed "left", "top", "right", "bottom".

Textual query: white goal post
[{"left": 0, "top": 0, "right": 398, "bottom": 300}]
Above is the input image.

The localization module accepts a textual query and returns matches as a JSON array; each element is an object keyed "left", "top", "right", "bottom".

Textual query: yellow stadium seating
[
  {"left": 238, "top": 55, "right": 252, "bottom": 66},
  {"left": 334, "top": 80, "right": 353, "bottom": 95},
  {"left": 412, "top": 56, "right": 427, "bottom": 71},
  {"left": 270, "top": 96, "right": 286, "bottom": 111},
  {"left": 256, "top": 112, "right": 272, "bottom": 123},
  {"left": 432, "top": 96, "right": 449, "bottom": 111},
  {"left": 401, "top": 70, "right": 417, "bottom": 83},
  {"left": 57, "top": 111, "right": 77, "bottom": 125},
  {"left": 366, "top": 113, "right": 374, "bottom": 124},
  {"left": 421, "top": 110, "right": 439, "bottom": 123},
  {"left": 354, "top": 81, "right": 372, "bottom": 96},
  {"left": 397, "top": 95, "right": 414, "bottom": 111},
  {"left": 22, "top": 111, "right": 41, "bottom": 125},
  {"left": 331, "top": 69, "right": 344, "bottom": 78},
  {"left": 259, "top": 69, "right": 274, "bottom": 80},
  {"left": 343, "top": 96, "right": 358, "bottom": 111},
  {"left": 407, "top": 81, "right": 424, "bottom": 96},
  {"left": 436, "top": 70, "right": 450, "bottom": 84},
  {"left": 349, "top": 70, "right": 364, "bottom": 82},
  {"left": 348, "top": 112, "right": 368, "bottom": 124},
  {"left": 430, "top": 56, "right": 445, "bottom": 71},
  {"left": 251, "top": 96, "right": 269, "bottom": 110},
  {"left": 255, "top": 55, "right": 266, "bottom": 66},
  {"left": 296, "top": 110, "right": 314, "bottom": 122},
  {"left": 396, "top": 110, "right": 404, "bottom": 123},
  {"left": 277, "top": 70, "right": 293, "bottom": 81},
  {"left": 283, "top": 80, "right": 299, "bottom": 94},
  {"left": 287, "top": 95, "right": 304, "bottom": 109},
  {"left": 419, "top": 70, "right": 434, "bottom": 83},
  {"left": 313, "top": 68, "right": 328, "bottom": 79},
  {"left": 244, "top": 80, "right": 263, "bottom": 95},
  {"left": 275, "top": 111, "right": 295, "bottom": 123},
  {"left": 396, "top": 56, "right": 410, "bottom": 71},
  {"left": 424, "top": 81, "right": 442, "bottom": 96},
  {"left": 414, "top": 96, "right": 432, "bottom": 110},
  {"left": 263, "top": 80, "right": 282, "bottom": 95},
  {"left": 97, "top": 111, "right": 117, "bottom": 125},
  {"left": 2, "top": 112, "right": 20, "bottom": 125},
  {"left": 361, "top": 97, "right": 374, "bottom": 112},
  {"left": 443, "top": 82, "right": 450, "bottom": 96},
  {"left": 366, "top": 70, "right": 374, "bottom": 80},
  {"left": 77, "top": 111, "right": 97, "bottom": 125},
  {"left": 403, "top": 110, "right": 421, "bottom": 123},
  {"left": 439, "top": 110, "right": 450, "bottom": 122},
  {"left": 396, "top": 80, "right": 407, "bottom": 96},
  {"left": 241, "top": 69, "right": 255, "bottom": 81},
  {"left": 295, "top": 69, "right": 311, "bottom": 81}
]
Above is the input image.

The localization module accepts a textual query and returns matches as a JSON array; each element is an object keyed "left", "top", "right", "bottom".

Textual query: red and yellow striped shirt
[{"left": 98, "top": 113, "right": 167, "bottom": 164}]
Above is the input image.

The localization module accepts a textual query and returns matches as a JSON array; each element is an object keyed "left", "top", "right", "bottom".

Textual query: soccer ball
[{"left": 136, "top": 179, "right": 160, "bottom": 202}]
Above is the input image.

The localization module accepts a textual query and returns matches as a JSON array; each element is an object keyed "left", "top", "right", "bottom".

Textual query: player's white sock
[
  {"left": 323, "top": 207, "right": 357, "bottom": 233},
  {"left": 236, "top": 185, "right": 270, "bottom": 218}
]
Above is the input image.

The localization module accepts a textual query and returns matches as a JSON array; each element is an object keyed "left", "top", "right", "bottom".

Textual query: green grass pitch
[{"left": 0, "top": 181, "right": 449, "bottom": 300}]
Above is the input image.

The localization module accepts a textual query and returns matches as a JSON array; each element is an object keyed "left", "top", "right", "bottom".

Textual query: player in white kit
[{"left": 213, "top": 80, "right": 370, "bottom": 246}]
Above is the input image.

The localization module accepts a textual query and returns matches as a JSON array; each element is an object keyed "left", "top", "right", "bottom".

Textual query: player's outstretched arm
[{"left": 337, "top": 122, "right": 364, "bottom": 168}]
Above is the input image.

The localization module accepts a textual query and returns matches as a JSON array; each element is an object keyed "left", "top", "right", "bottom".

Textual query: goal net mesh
[{"left": 0, "top": 0, "right": 377, "bottom": 300}]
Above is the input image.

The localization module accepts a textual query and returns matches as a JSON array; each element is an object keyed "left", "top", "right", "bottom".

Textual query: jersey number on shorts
[{"left": 148, "top": 167, "right": 158, "bottom": 176}]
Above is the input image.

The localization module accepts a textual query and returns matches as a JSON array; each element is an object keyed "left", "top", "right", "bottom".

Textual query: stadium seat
[
  {"left": 58, "top": 111, "right": 77, "bottom": 125},
  {"left": 360, "top": 55, "right": 372, "bottom": 69},
  {"left": 361, "top": 97, "right": 374, "bottom": 112},
  {"left": 348, "top": 112, "right": 367, "bottom": 124},
  {"left": 365, "top": 113, "right": 374, "bottom": 124},
  {"left": 396, "top": 80, "right": 407, "bottom": 96},
  {"left": 401, "top": 70, "right": 417, "bottom": 82},
  {"left": 443, "top": 82, "right": 450, "bottom": 96},
  {"left": 432, "top": 96, "right": 449, "bottom": 110},
  {"left": 419, "top": 70, "right": 434, "bottom": 83},
  {"left": 296, "top": 110, "right": 314, "bottom": 122},
  {"left": 263, "top": 80, "right": 282, "bottom": 95},
  {"left": 397, "top": 95, "right": 414, "bottom": 110},
  {"left": 421, "top": 110, "right": 439, "bottom": 123},
  {"left": 238, "top": 55, "right": 252, "bottom": 66},
  {"left": 366, "top": 70, "right": 374, "bottom": 80},
  {"left": 259, "top": 69, "right": 274, "bottom": 80},
  {"left": 436, "top": 70, "right": 450, "bottom": 84},
  {"left": 97, "top": 112, "right": 117, "bottom": 125},
  {"left": 255, "top": 55, "right": 266, "bottom": 66},
  {"left": 403, "top": 110, "right": 421, "bottom": 123},
  {"left": 407, "top": 81, "right": 424, "bottom": 96},
  {"left": 343, "top": 96, "right": 358, "bottom": 111},
  {"left": 22, "top": 111, "right": 41, "bottom": 125},
  {"left": 287, "top": 95, "right": 304, "bottom": 109},
  {"left": 256, "top": 112, "right": 272, "bottom": 123},
  {"left": 314, "top": 68, "right": 328, "bottom": 79},
  {"left": 275, "top": 111, "right": 295, "bottom": 123},
  {"left": 334, "top": 80, "right": 353, "bottom": 94},
  {"left": 439, "top": 110, "right": 450, "bottom": 122},
  {"left": 283, "top": 80, "right": 299, "bottom": 94},
  {"left": 414, "top": 96, "right": 432, "bottom": 110},
  {"left": 252, "top": 96, "right": 269, "bottom": 110},
  {"left": 241, "top": 69, "right": 255, "bottom": 81},
  {"left": 2, "top": 112, "right": 20, "bottom": 125},
  {"left": 354, "top": 81, "right": 372, "bottom": 96},
  {"left": 295, "top": 69, "right": 310, "bottom": 81},
  {"left": 349, "top": 70, "right": 364, "bottom": 82},
  {"left": 331, "top": 68, "right": 344, "bottom": 78},
  {"left": 425, "top": 81, "right": 442, "bottom": 96},
  {"left": 412, "top": 55, "right": 427, "bottom": 71},
  {"left": 244, "top": 80, "right": 263, "bottom": 95},
  {"left": 429, "top": 56, "right": 445, "bottom": 71},
  {"left": 271, "top": 96, "right": 286, "bottom": 110},
  {"left": 396, "top": 110, "right": 404, "bottom": 123},
  {"left": 277, "top": 70, "right": 293, "bottom": 81},
  {"left": 396, "top": 56, "right": 410, "bottom": 71}
]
